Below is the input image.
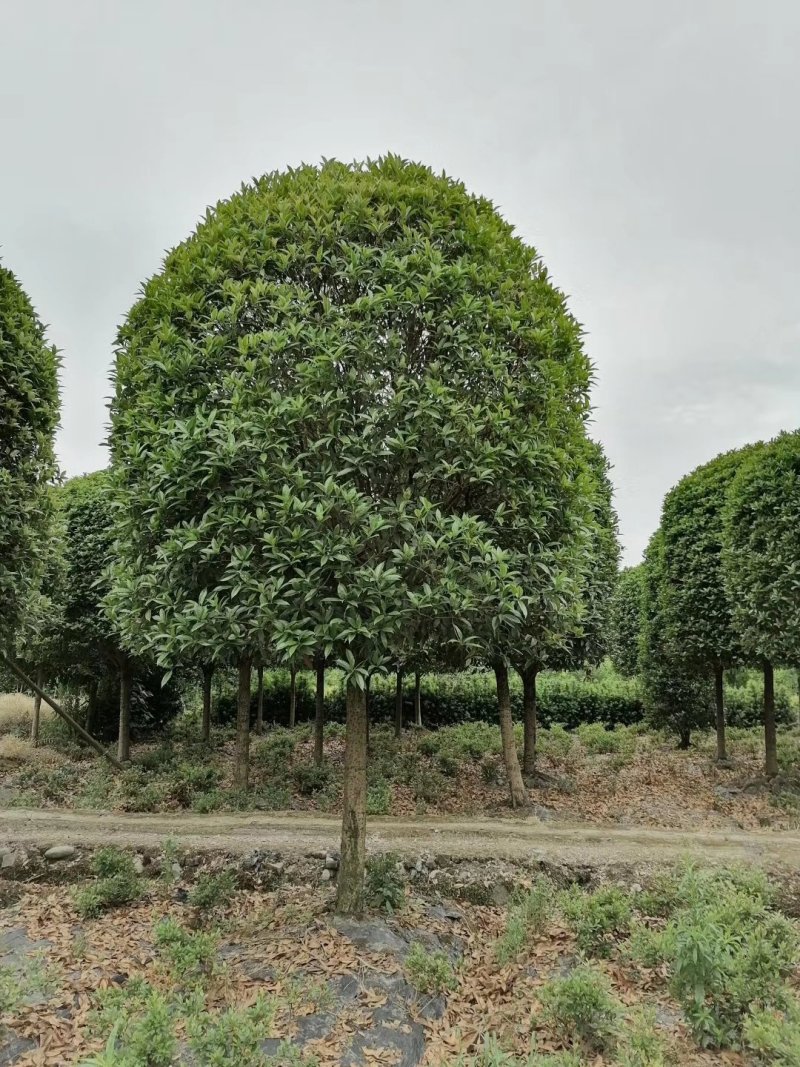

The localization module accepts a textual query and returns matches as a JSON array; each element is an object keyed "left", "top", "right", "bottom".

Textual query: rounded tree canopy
[
  {"left": 607, "top": 564, "right": 644, "bottom": 677},
  {"left": 723, "top": 431, "right": 800, "bottom": 666},
  {"left": 0, "top": 263, "right": 60, "bottom": 648},
  {"left": 660, "top": 446, "right": 758, "bottom": 670},
  {"left": 109, "top": 157, "right": 591, "bottom": 675}
]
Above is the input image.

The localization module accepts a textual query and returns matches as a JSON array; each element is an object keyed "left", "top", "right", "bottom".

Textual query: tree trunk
[
  {"left": 394, "top": 667, "right": 404, "bottom": 739},
  {"left": 31, "top": 666, "right": 44, "bottom": 745},
  {"left": 364, "top": 673, "right": 371, "bottom": 753},
  {"left": 796, "top": 667, "right": 800, "bottom": 729},
  {"left": 118, "top": 660, "right": 132, "bottom": 764},
  {"left": 314, "top": 658, "right": 325, "bottom": 767},
  {"left": 678, "top": 726, "right": 691, "bottom": 750},
  {"left": 255, "top": 665, "right": 264, "bottom": 736},
  {"left": 85, "top": 678, "right": 98, "bottom": 736},
  {"left": 521, "top": 666, "right": 538, "bottom": 779},
  {"left": 494, "top": 663, "right": 528, "bottom": 809},
  {"left": 713, "top": 664, "right": 727, "bottom": 762},
  {"left": 235, "top": 657, "right": 252, "bottom": 788},
  {"left": 336, "top": 681, "right": 368, "bottom": 916},
  {"left": 201, "top": 665, "right": 213, "bottom": 744},
  {"left": 764, "top": 660, "right": 778, "bottom": 777},
  {"left": 289, "top": 665, "right": 297, "bottom": 729},
  {"left": 414, "top": 670, "right": 422, "bottom": 727}
]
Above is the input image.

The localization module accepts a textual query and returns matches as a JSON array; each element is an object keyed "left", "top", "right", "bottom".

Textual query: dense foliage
[
  {"left": 0, "top": 263, "right": 60, "bottom": 649},
  {"left": 606, "top": 565, "right": 643, "bottom": 677}
]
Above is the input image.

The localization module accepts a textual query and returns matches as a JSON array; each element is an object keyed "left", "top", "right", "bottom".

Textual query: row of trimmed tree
[
  {"left": 608, "top": 437, "right": 800, "bottom": 774},
  {"left": 1, "top": 158, "right": 619, "bottom": 915}
]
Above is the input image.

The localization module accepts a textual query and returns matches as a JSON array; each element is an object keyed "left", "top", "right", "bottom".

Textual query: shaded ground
[{"left": 3, "top": 807, "right": 800, "bottom": 870}]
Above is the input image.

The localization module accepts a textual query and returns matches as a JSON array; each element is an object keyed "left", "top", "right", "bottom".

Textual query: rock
[
  {"left": 340, "top": 1021, "right": 426, "bottom": 1066},
  {"left": 321, "top": 869, "right": 333, "bottom": 882},
  {"left": 325, "top": 852, "right": 340, "bottom": 870},
  {"left": 531, "top": 804, "right": 554, "bottom": 822},
  {"left": 490, "top": 883, "right": 511, "bottom": 907},
  {"left": 0, "top": 1031, "right": 37, "bottom": 1066},
  {"left": 329, "top": 973, "right": 362, "bottom": 1001},
  {"left": 133, "top": 854, "right": 145, "bottom": 874},
  {"left": 44, "top": 845, "right": 76, "bottom": 861},
  {"left": 425, "top": 903, "right": 463, "bottom": 922},
  {"left": 1, "top": 851, "right": 18, "bottom": 870},
  {"left": 333, "top": 917, "right": 409, "bottom": 957},
  {"left": 171, "top": 861, "right": 182, "bottom": 880}
]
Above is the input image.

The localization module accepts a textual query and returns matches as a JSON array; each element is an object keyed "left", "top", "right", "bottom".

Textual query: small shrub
[
  {"left": 186, "top": 994, "right": 276, "bottom": 1066},
  {"left": 561, "top": 884, "right": 632, "bottom": 957},
  {"left": 0, "top": 957, "right": 53, "bottom": 1014},
  {"left": 154, "top": 919, "right": 219, "bottom": 985},
  {"left": 191, "top": 789, "right": 224, "bottom": 813},
  {"left": 538, "top": 724, "right": 574, "bottom": 762},
  {"left": 496, "top": 879, "right": 553, "bottom": 965},
  {"left": 480, "top": 757, "right": 501, "bottom": 785},
  {"left": 74, "top": 849, "right": 143, "bottom": 917},
  {"left": 189, "top": 870, "right": 236, "bottom": 912},
  {"left": 409, "top": 767, "right": 448, "bottom": 805},
  {"left": 616, "top": 1008, "right": 671, "bottom": 1066},
  {"left": 406, "top": 943, "right": 457, "bottom": 996},
  {"left": 576, "top": 722, "right": 635, "bottom": 757},
  {"left": 252, "top": 730, "right": 296, "bottom": 776},
  {"left": 366, "top": 779, "right": 391, "bottom": 815},
  {"left": 256, "top": 783, "right": 291, "bottom": 811},
  {"left": 365, "top": 853, "right": 405, "bottom": 913},
  {"left": 454, "top": 1034, "right": 583, "bottom": 1065},
  {"left": 538, "top": 964, "right": 620, "bottom": 1051},
  {"left": 625, "top": 920, "right": 666, "bottom": 969},
  {"left": 292, "top": 761, "right": 332, "bottom": 796},
  {"left": 743, "top": 1002, "right": 800, "bottom": 1066}
]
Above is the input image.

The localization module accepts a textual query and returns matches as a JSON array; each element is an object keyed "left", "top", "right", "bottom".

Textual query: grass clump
[
  {"left": 561, "top": 884, "right": 632, "bottom": 957},
  {"left": 365, "top": 778, "right": 391, "bottom": 815},
  {"left": 743, "top": 1002, "right": 800, "bottom": 1065},
  {"left": 616, "top": 1008, "right": 671, "bottom": 1066},
  {"left": 496, "top": 878, "right": 553, "bottom": 965},
  {"left": 73, "top": 848, "right": 143, "bottom": 918},
  {"left": 0, "top": 956, "right": 54, "bottom": 1014},
  {"left": 364, "top": 853, "right": 405, "bottom": 913},
  {"left": 406, "top": 942, "right": 457, "bottom": 996},
  {"left": 454, "top": 1035, "right": 583, "bottom": 1065},
  {"left": 83, "top": 983, "right": 176, "bottom": 1067},
  {"left": 188, "top": 869, "right": 236, "bottom": 912},
  {"left": 538, "top": 964, "right": 620, "bottom": 1052}
]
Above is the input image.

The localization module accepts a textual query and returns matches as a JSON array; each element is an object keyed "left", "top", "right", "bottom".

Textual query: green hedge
[{"left": 212, "top": 666, "right": 797, "bottom": 732}]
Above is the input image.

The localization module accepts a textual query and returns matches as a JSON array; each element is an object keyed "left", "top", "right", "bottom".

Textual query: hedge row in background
[{"left": 213, "top": 666, "right": 797, "bottom": 732}]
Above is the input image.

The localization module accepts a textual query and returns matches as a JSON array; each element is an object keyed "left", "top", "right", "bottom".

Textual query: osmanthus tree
[
  {"left": 639, "top": 530, "right": 711, "bottom": 748},
  {"left": 723, "top": 431, "right": 800, "bottom": 777},
  {"left": 515, "top": 438, "right": 620, "bottom": 781},
  {"left": 0, "top": 262, "right": 59, "bottom": 659},
  {"left": 660, "top": 448, "right": 757, "bottom": 762},
  {"left": 606, "top": 565, "right": 645, "bottom": 677},
  {"left": 108, "top": 157, "right": 590, "bottom": 914}
]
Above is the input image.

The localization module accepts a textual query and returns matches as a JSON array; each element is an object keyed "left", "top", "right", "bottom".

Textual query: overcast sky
[{"left": 2, "top": 1, "right": 798, "bottom": 564}]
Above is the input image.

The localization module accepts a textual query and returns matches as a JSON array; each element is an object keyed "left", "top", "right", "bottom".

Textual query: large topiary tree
[
  {"left": 108, "top": 157, "right": 590, "bottom": 913},
  {"left": 723, "top": 431, "right": 800, "bottom": 776},
  {"left": 660, "top": 447, "right": 757, "bottom": 762},
  {"left": 0, "top": 263, "right": 60, "bottom": 654}
]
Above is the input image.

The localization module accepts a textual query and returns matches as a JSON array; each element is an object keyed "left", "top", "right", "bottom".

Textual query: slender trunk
[
  {"left": 494, "top": 663, "right": 528, "bottom": 809},
  {"left": 796, "top": 667, "right": 800, "bottom": 729},
  {"left": 289, "top": 665, "right": 297, "bottom": 729},
  {"left": 118, "top": 660, "right": 132, "bottom": 764},
  {"left": 364, "top": 673, "right": 371, "bottom": 753},
  {"left": 314, "top": 658, "right": 325, "bottom": 767},
  {"left": 255, "top": 665, "right": 264, "bottom": 736},
  {"left": 235, "top": 657, "right": 252, "bottom": 788},
  {"left": 394, "top": 667, "right": 404, "bottom": 739},
  {"left": 336, "top": 681, "right": 368, "bottom": 916},
  {"left": 31, "top": 666, "right": 44, "bottom": 745},
  {"left": 85, "top": 678, "right": 98, "bottom": 736},
  {"left": 0, "top": 654, "right": 121, "bottom": 770},
  {"left": 522, "top": 666, "right": 538, "bottom": 778},
  {"left": 201, "top": 665, "right": 213, "bottom": 744},
  {"left": 713, "top": 664, "right": 727, "bottom": 762},
  {"left": 414, "top": 670, "right": 422, "bottom": 727},
  {"left": 678, "top": 726, "right": 691, "bottom": 750},
  {"left": 764, "top": 660, "right": 778, "bottom": 777}
]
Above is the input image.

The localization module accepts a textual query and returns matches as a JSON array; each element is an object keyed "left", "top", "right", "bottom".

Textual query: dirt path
[{"left": 3, "top": 807, "right": 800, "bottom": 870}]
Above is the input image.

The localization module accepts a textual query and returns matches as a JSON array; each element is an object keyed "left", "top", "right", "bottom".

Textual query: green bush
[
  {"left": 539, "top": 964, "right": 620, "bottom": 1051},
  {"left": 189, "top": 870, "right": 236, "bottom": 912},
  {"left": 154, "top": 919, "right": 219, "bottom": 986},
  {"left": 251, "top": 729, "right": 296, "bottom": 776},
  {"left": 405, "top": 943, "right": 457, "bottom": 996},
  {"left": 365, "top": 854, "right": 405, "bottom": 913},
  {"left": 743, "top": 1002, "right": 800, "bottom": 1066},
  {"left": 73, "top": 849, "right": 143, "bottom": 918},
  {"left": 561, "top": 885, "right": 632, "bottom": 957},
  {"left": 616, "top": 1008, "right": 670, "bottom": 1067},
  {"left": 292, "top": 761, "right": 332, "bottom": 796},
  {"left": 366, "top": 779, "right": 391, "bottom": 815},
  {"left": 186, "top": 995, "right": 277, "bottom": 1066}
]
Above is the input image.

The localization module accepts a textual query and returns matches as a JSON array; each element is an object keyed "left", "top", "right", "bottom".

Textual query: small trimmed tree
[
  {"left": 606, "top": 565, "right": 644, "bottom": 677},
  {"left": 660, "top": 448, "right": 757, "bottom": 761},
  {"left": 640, "top": 530, "right": 711, "bottom": 748},
  {"left": 0, "top": 263, "right": 59, "bottom": 655},
  {"left": 723, "top": 432, "right": 800, "bottom": 776}
]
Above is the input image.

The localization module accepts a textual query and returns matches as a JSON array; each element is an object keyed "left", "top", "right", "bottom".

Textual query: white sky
[{"left": 2, "top": 0, "right": 798, "bottom": 564}]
